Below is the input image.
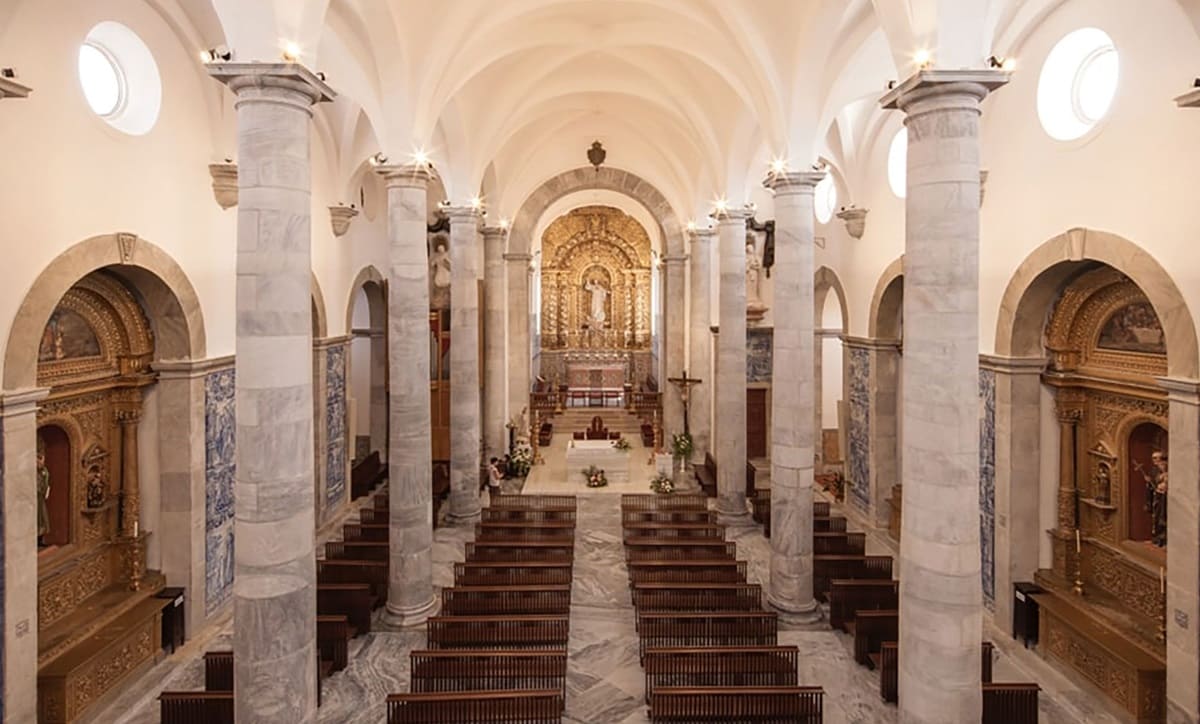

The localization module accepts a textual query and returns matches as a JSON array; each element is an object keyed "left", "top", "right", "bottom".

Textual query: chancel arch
[{"left": 992, "top": 228, "right": 1200, "bottom": 722}]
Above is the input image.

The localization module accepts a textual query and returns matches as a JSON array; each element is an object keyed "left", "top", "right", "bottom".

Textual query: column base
[
  {"left": 384, "top": 594, "right": 439, "bottom": 628},
  {"left": 766, "top": 594, "right": 823, "bottom": 627},
  {"left": 443, "top": 507, "right": 482, "bottom": 526},
  {"left": 716, "top": 497, "right": 753, "bottom": 526}
]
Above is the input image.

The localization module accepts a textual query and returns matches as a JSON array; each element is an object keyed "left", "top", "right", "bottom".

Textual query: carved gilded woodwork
[{"left": 539, "top": 206, "right": 653, "bottom": 350}]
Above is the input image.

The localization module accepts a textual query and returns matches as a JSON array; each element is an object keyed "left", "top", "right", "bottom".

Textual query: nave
[{"left": 101, "top": 487, "right": 1121, "bottom": 724}]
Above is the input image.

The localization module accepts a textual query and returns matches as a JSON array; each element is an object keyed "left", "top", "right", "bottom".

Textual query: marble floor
[{"left": 102, "top": 488, "right": 1133, "bottom": 723}]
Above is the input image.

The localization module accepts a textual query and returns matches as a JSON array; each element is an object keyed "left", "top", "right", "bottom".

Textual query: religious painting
[
  {"left": 746, "top": 328, "right": 773, "bottom": 382},
  {"left": 38, "top": 308, "right": 100, "bottom": 362},
  {"left": 1097, "top": 302, "right": 1165, "bottom": 354},
  {"left": 1127, "top": 422, "right": 1167, "bottom": 546}
]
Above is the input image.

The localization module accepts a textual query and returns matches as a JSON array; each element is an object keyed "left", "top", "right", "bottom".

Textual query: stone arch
[
  {"left": 344, "top": 265, "right": 387, "bottom": 333},
  {"left": 995, "top": 227, "right": 1199, "bottom": 378},
  {"left": 4, "top": 234, "right": 205, "bottom": 391},
  {"left": 509, "top": 167, "right": 686, "bottom": 257},
  {"left": 814, "top": 266, "right": 850, "bottom": 469},
  {"left": 814, "top": 265, "right": 849, "bottom": 331},
  {"left": 311, "top": 271, "right": 329, "bottom": 338},
  {"left": 344, "top": 265, "right": 388, "bottom": 462},
  {"left": 868, "top": 256, "right": 905, "bottom": 340}
]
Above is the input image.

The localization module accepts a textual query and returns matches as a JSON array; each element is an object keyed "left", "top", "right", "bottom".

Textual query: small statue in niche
[
  {"left": 37, "top": 439, "right": 50, "bottom": 547},
  {"left": 429, "top": 236, "right": 451, "bottom": 309},
  {"left": 1136, "top": 450, "right": 1168, "bottom": 547},
  {"left": 584, "top": 277, "right": 608, "bottom": 325},
  {"left": 1094, "top": 463, "right": 1111, "bottom": 505},
  {"left": 85, "top": 463, "right": 106, "bottom": 509},
  {"left": 745, "top": 234, "right": 768, "bottom": 322}
]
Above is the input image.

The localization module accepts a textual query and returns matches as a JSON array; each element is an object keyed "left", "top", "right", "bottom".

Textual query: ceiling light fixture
[
  {"left": 368, "top": 152, "right": 388, "bottom": 166},
  {"left": 200, "top": 45, "right": 232, "bottom": 63},
  {"left": 988, "top": 55, "right": 1016, "bottom": 71},
  {"left": 769, "top": 157, "right": 788, "bottom": 175},
  {"left": 913, "top": 48, "right": 932, "bottom": 69},
  {"left": 282, "top": 41, "right": 301, "bottom": 63},
  {"left": 411, "top": 148, "right": 430, "bottom": 167}
]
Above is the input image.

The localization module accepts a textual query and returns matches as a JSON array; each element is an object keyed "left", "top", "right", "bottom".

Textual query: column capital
[
  {"left": 0, "top": 386, "right": 50, "bottom": 417},
  {"left": 688, "top": 226, "right": 717, "bottom": 244},
  {"left": 979, "top": 354, "right": 1047, "bottom": 376},
  {"left": 206, "top": 62, "right": 335, "bottom": 111},
  {"left": 841, "top": 335, "right": 901, "bottom": 352},
  {"left": 880, "top": 69, "right": 1009, "bottom": 114},
  {"left": 442, "top": 204, "right": 484, "bottom": 223},
  {"left": 1158, "top": 376, "right": 1200, "bottom": 405},
  {"left": 503, "top": 252, "right": 533, "bottom": 263},
  {"left": 482, "top": 225, "right": 508, "bottom": 240},
  {"left": 712, "top": 205, "right": 753, "bottom": 224},
  {"left": 374, "top": 163, "right": 433, "bottom": 189},
  {"left": 763, "top": 170, "right": 824, "bottom": 194},
  {"left": 0, "top": 74, "right": 32, "bottom": 99},
  {"left": 663, "top": 253, "right": 689, "bottom": 266}
]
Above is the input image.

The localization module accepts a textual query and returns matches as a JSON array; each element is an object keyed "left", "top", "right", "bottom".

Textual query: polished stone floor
[{"left": 103, "top": 488, "right": 1132, "bottom": 723}]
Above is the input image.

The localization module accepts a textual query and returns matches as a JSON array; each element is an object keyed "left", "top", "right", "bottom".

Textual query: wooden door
[{"left": 747, "top": 387, "right": 768, "bottom": 459}]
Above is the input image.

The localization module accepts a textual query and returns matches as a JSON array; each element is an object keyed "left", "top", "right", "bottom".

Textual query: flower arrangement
[
  {"left": 612, "top": 437, "right": 632, "bottom": 452},
  {"left": 583, "top": 465, "right": 608, "bottom": 488},
  {"left": 670, "top": 431, "right": 693, "bottom": 459},
  {"left": 510, "top": 439, "right": 533, "bottom": 478},
  {"left": 650, "top": 472, "right": 675, "bottom": 494}
]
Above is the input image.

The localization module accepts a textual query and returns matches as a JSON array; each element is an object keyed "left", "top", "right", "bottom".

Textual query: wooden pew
[
  {"left": 752, "top": 491, "right": 771, "bottom": 536},
  {"left": 814, "top": 554, "right": 894, "bottom": 602},
  {"left": 358, "top": 507, "right": 387, "bottom": 525},
  {"left": 474, "top": 520, "right": 576, "bottom": 540},
  {"left": 351, "top": 450, "right": 387, "bottom": 500},
  {"left": 409, "top": 649, "right": 567, "bottom": 699},
  {"left": 621, "top": 493, "right": 708, "bottom": 511},
  {"left": 880, "top": 641, "right": 995, "bottom": 703},
  {"left": 441, "top": 585, "right": 572, "bottom": 616},
  {"left": 814, "top": 531, "right": 866, "bottom": 555},
  {"left": 325, "top": 540, "right": 389, "bottom": 562},
  {"left": 159, "top": 692, "right": 234, "bottom": 724},
  {"left": 694, "top": 453, "right": 718, "bottom": 497},
  {"left": 827, "top": 579, "right": 898, "bottom": 631},
  {"left": 852, "top": 610, "right": 897, "bottom": 667},
  {"left": 983, "top": 683, "right": 1040, "bottom": 724},
  {"left": 648, "top": 686, "right": 823, "bottom": 723},
  {"left": 317, "top": 559, "right": 388, "bottom": 605},
  {"left": 317, "top": 583, "right": 373, "bottom": 637},
  {"left": 636, "top": 611, "right": 778, "bottom": 660},
  {"left": 386, "top": 689, "right": 563, "bottom": 723},
  {"left": 481, "top": 506, "right": 577, "bottom": 523},
  {"left": 815, "top": 515, "right": 848, "bottom": 532},
  {"left": 622, "top": 522, "right": 725, "bottom": 540},
  {"left": 643, "top": 646, "right": 799, "bottom": 703},
  {"left": 632, "top": 582, "right": 763, "bottom": 614},
  {"left": 465, "top": 541, "right": 574, "bottom": 563},
  {"left": 203, "top": 650, "right": 233, "bottom": 691},
  {"left": 454, "top": 562, "right": 573, "bottom": 586},
  {"left": 318, "top": 615, "right": 351, "bottom": 673},
  {"left": 490, "top": 494, "right": 577, "bottom": 510},
  {"left": 625, "top": 539, "right": 738, "bottom": 561},
  {"left": 622, "top": 509, "right": 718, "bottom": 525},
  {"left": 425, "top": 615, "right": 570, "bottom": 650},
  {"left": 627, "top": 559, "right": 747, "bottom": 586},
  {"left": 343, "top": 522, "right": 388, "bottom": 542}
]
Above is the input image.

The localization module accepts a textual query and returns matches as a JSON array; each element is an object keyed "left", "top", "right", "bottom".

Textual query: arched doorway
[
  {"left": 346, "top": 267, "right": 388, "bottom": 464},
  {"left": 814, "top": 266, "right": 848, "bottom": 471}
]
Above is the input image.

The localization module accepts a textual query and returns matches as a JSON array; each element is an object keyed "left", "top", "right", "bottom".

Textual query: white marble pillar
[
  {"left": 505, "top": 252, "right": 533, "bottom": 429},
  {"left": 375, "top": 163, "right": 437, "bottom": 626},
  {"left": 663, "top": 253, "right": 688, "bottom": 439},
  {"left": 1161, "top": 377, "right": 1200, "bottom": 724},
  {"left": 715, "top": 207, "right": 752, "bottom": 523},
  {"left": 764, "top": 170, "right": 824, "bottom": 622},
  {"left": 445, "top": 205, "right": 483, "bottom": 524},
  {"left": 881, "top": 70, "right": 1006, "bottom": 724},
  {"left": 1, "top": 387, "right": 49, "bottom": 724},
  {"left": 208, "top": 62, "right": 333, "bottom": 723},
  {"left": 687, "top": 228, "right": 715, "bottom": 466},
  {"left": 482, "top": 226, "right": 508, "bottom": 458}
]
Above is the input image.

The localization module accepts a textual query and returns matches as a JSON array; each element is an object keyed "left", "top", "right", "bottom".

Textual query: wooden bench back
[
  {"left": 465, "top": 542, "right": 575, "bottom": 562},
  {"left": 481, "top": 507, "right": 577, "bottom": 522},
  {"left": 852, "top": 610, "right": 898, "bottom": 666},
  {"left": 622, "top": 522, "right": 725, "bottom": 540},
  {"left": 489, "top": 494, "right": 577, "bottom": 510},
  {"left": 620, "top": 494, "right": 708, "bottom": 511},
  {"left": 643, "top": 646, "right": 799, "bottom": 703},
  {"left": 409, "top": 649, "right": 567, "bottom": 698},
  {"left": 343, "top": 522, "right": 388, "bottom": 542},
  {"left": 828, "top": 580, "right": 898, "bottom": 630},
  {"left": 386, "top": 689, "right": 563, "bottom": 723},
  {"left": 622, "top": 509, "right": 717, "bottom": 524},
  {"left": 441, "top": 585, "right": 572, "bottom": 616},
  {"left": 814, "top": 554, "right": 893, "bottom": 601},
  {"left": 317, "top": 583, "right": 373, "bottom": 636},
  {"left": 813, "top": 531, "right": 867, "bottom": 555},
  {"left": 317, "top": 615, "right": 350, "bottom": 672},
  {"left": 632, "top": 583, "right": 762, "bottom": 614},
  {"left": 203, "top": 651, "right": 233, "bottom": 692},
  {"left": 159, "top": 692, "right": 234, "bottom": 724},
  {"left": 982, "top": 683, "right": 1040, "bottom": 724},
  {"left": 636, "top": 611, "right": 778, "bottom": 659},
  {"left": 627, "top": 559, "right": 747, "bottom": 585},
  {"left": 814, "top": 515, "right": 848, "bottom": 532},
  {"left": 626, "top": 541, "right": 737, "bottom": 562},
  {"left": 425, "top": 615, "right": 570, "bottom": 650},
  {"left": 325, "top": 540, "right": 389, "bottom": 562},
  {"left": 648, "top": 686, "right": 823, "bottom": 723},
  {"left": 454, "top": 562, "right": 573, "bottom": 586}
]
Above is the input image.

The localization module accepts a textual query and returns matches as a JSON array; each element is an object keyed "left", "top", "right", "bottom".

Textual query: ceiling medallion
[{"left": 587, "top": 140, "right": 606, "bottom": 172}]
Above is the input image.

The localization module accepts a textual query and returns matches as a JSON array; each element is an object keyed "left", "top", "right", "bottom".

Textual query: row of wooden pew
[
  {"left": 159, "top": 487, "right": 393, "bottom": 722},
  {"left": 621, "top": 493, "right": 825, "bottom": 723},
  {"left": 810, "top": 504, "right": 1041, "bottom": 723},
  {"left": 384, "top": 494, "right": 578, "bottom": 723}
]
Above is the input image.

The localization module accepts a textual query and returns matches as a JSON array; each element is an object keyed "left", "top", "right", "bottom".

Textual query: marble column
[
  {"left": 663, "top": 253, "right": 688, "bottom": 439},
  {"left": 209, "top": 62, "right": 333, "bottom": 723},
  {"left": 483, "top": 226, "right": 508, "bottom": 458},
  {"left": 1161, "top": 377, "right": 1200, "bottom": 724},
  {"left": 687, "top": 228, "right": 715, "bottom": 466},
  {"left": 764, "top": 170, "right": 824, "bottom": 621},
  {"left": 715, "top": 207, "right": 751, "bottom": 523},
  {"left": 1, "top": 387, "right": 49, "bottom": 724},
  {"left": 881, "top": 69, "right": 1006, "bottom": 724},
  {"left": 984, "top": 355, "right": 1045, "bottom": 646},
  {"left": 375, "top": 163, "right": 437, "bottom": 626},
  {"left": 505, "top": 252, "right": 533, "bottom": 430},
  {"left": 445, "top": 205, "right": 484, "bottom": 524}
]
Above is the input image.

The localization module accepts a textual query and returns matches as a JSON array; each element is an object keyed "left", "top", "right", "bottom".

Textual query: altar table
[{"left": 565, "top": 439, "right": 630, "bottom": 485}]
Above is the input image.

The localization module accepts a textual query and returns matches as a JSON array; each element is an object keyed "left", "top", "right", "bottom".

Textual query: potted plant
[
  {"left": 510, "top": 439, "right": 532, "bottom": 478},
  {"left": 650, "top": 472, "right": 674, "bottom": 495},
  {"left": 582, "top": 465, "right": 608, "bottom": 488},
  {"left": 612, "top": 437, "right": 632, "bottom": 452}
]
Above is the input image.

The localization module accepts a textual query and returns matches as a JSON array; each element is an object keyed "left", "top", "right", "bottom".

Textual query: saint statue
[
  {"left": 745, "top": 237, "right": 763, "bottom": 305},
  {"left": 585, "top": 278, "right": 608, "bottom": 325},
  {"left": 36, "top": 441, "right": 50, "bottom": 546},
  {"left": 429, "top": 238, "right": 451, "bottom": 309},
  {"left": 1138, "top": 450, "right": 1168, "bottom": 547}
]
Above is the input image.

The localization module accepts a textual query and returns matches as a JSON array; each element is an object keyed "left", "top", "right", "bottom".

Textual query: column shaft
[
  {"left": 663, "top": 255, "right": 687, "bottom": 438},
  {"left": 765, "top": 171, "right": 823, "bottom": 621},
  {"left": 1162, "top": 378, "right": 1200, "bottom": 724},
  {"left": 377, "top": 164, "right": 436, "bottom": 625},
  {"left": 884, "top": 73, "right": 1003, "bottom": 724},
  {"left": 446, "top": 207, "right": 483, "bottom": 523},
  {"left": 210, "top": 63, "right": 333, "bottom": 723},
  {"left": 505, "top": 254, "right": 533, "bottom": 429},
  {"left": 687, "top": 230, "right": 714, "bottom": 465},
  {"left": 716, "top": 210, "right": 750, "bottom": 522},
  {"left": 482, "top": 227, "right": 507, "bottom": 458}
]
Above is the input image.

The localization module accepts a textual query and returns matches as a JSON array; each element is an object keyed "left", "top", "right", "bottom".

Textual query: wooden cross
[{"left": 667, "top": 369, "right": 703, "bottom": 435}]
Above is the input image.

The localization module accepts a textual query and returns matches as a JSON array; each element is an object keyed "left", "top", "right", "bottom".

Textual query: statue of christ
[{"left": 585, "top": 279, "right": 608, "bottom": 325}]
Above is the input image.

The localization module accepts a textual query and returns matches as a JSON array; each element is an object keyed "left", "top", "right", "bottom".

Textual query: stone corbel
[
  {"left": 329, "top": 204, "right": 359, "bottom": 237},
  {"left": 208, "top": 162, "right": 238, "bottom": 209},
  {"left": 0, "top": 71, "right": 32, "bottom": 99},
  {"left": 836, "top": 207, "right": 868, "bottom": 239}
]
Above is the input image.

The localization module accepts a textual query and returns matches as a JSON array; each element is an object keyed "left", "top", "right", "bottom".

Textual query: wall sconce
[
  {"left": 368, "top": 152, "right": 388, "bottom": 166},
  {"left": 208, "top": 161, "right": 238, "bottom": 210},
  {"left": 836, "top": 206, "right": 869, "bottom": 240},
  {"left": 329, "top": 204, "right": 359, "bottom": 237},
  {"left": 987, "top": 55, "right": 1016, "bottom": 71}
]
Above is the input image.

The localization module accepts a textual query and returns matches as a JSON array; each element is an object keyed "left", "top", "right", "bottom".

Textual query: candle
[
  {"left": 133, "top": 520, "right": 138, "bottom": 537},
  {"left": 1075, "top": 529, "right": 1081, "bottom": 553},
  {"left": 1160, "top": 567, "right": 1165, "bottom": 595}
]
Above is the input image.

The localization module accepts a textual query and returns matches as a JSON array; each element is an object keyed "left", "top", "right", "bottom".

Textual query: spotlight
[
  {"left": 769, "top": 157, "right": 788, "bottom": 175},
  {"left": 282, "top": 41, "right": 301, "bottom": 62},
  {"left": 368, "top": 152, "right": 388, "bottom": 166},
  {"left": 470, "top": 196, "right": 484, "bottom": 210},
  {"left": 988, "top": 55, "right": 1016, "bottom": 71},
  {"left": 411, "top": 148, "right": 430, "bottom": 167},
  {"left": 0, "top": 67, "right": 14, "bottom": 79},
  {"left": 913, "top": 48, "right": 932, "bottom": 69},
  {"left": 1193, "top": 77, "right": 1200, "bottom": 88},
  {"left": 499, "top": 218, "right": 510, "bottom": 230},
  {"left": 886, "top": 79, "right": 897, "bottom": 90},
  {"left": 686, "top": 220, "right": 697, "bottom": 232},
  {"left": 200, "top": 45, "right": 232, "bottom": 63},
  {"left": 316, "top": 71, "right": 327, "bottom": 82}
]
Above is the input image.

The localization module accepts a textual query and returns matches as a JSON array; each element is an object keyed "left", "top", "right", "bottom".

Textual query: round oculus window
[
  {"left": 78, "top": 22, "right": 162, "bottom": 135},
  {"left": 1037, "top": 28, "right": 1119, "bottom": 141},
  {"left": 814, "top": 173, "right": 837, "bottom": 224}
]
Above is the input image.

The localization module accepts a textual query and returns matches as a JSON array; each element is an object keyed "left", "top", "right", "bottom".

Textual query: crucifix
[{"left": 667, "top": 369, "right": 703, "bottom": 435}]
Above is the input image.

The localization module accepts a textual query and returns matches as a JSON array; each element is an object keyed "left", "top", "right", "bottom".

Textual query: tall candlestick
[
  {"left": 1075, "top": 529, "right": 1081, "bottom": 553},
  {"left": 133, "top": 520, "right": 138, "bottom": 537}
]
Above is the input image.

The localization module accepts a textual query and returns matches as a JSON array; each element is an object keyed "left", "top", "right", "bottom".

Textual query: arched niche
[{"left": 345, "top": 266, "right": 388, "bottom": 462}]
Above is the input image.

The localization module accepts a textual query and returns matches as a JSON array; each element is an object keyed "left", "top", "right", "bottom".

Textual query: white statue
[
  {"left": 585, "top": 279, "right": 608, "bottom": 325},
  {"left": 745, "top": 238, "right": 763, "bottom": 305},
  {"left": 429, "top": 238, "right": 451, "bottom": 309}
]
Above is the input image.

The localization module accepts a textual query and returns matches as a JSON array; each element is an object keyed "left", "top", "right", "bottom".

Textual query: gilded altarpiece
[
  {"left": 34, "top": 272, "right": 164, "bottom": 723},
  {"left": 1034, "top": 266, "right": 1168, "bottom": 723}
]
